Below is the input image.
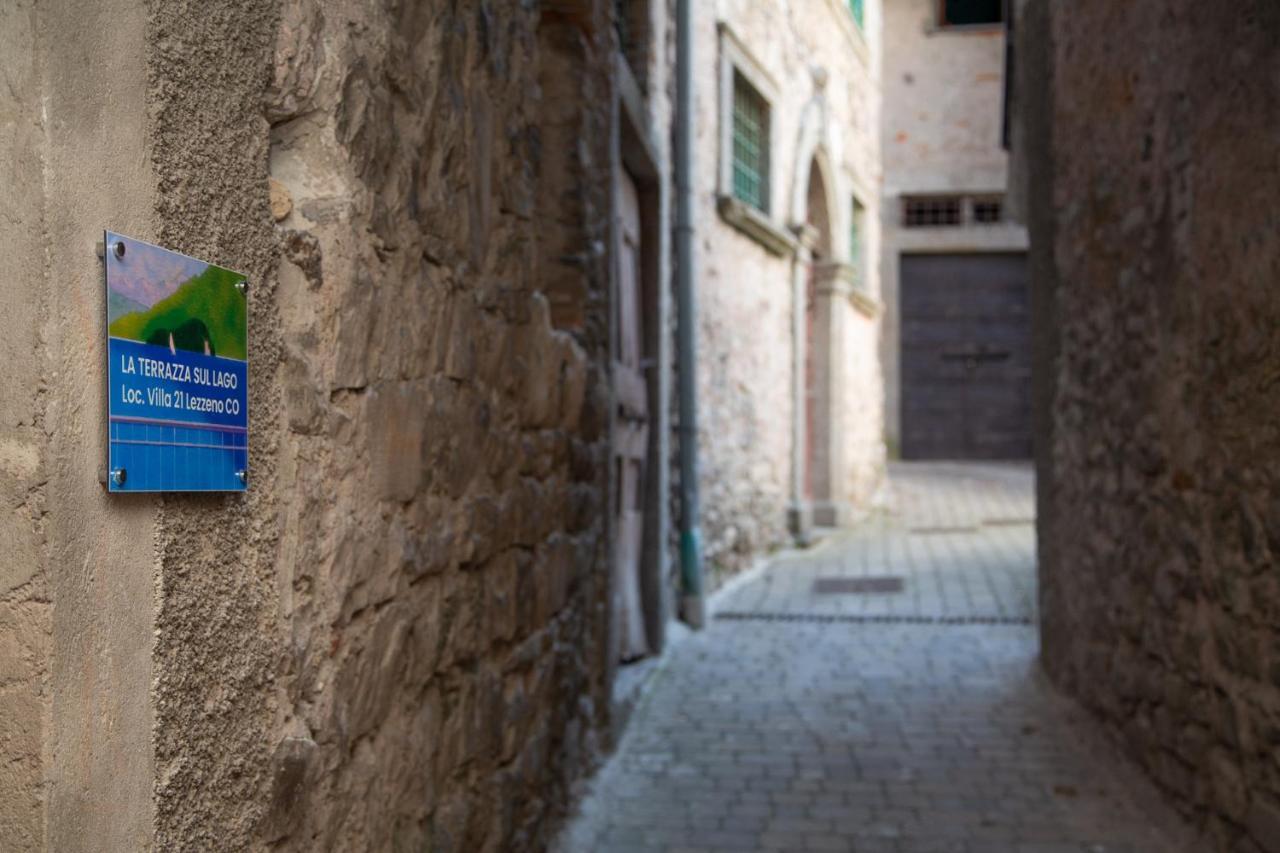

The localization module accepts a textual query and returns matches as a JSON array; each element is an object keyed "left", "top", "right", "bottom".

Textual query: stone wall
[
  {"left": 1, "top": 0, "right": 618, "bottom": 850},
  {"left": 693, "top": 0, "right": 883, "bottom": 580},
  {"left": 879, "top": 0, "right": 1027, "bottom": 450},
  {"left": 1022, "top": 2, "right": 1280, "bottom": 849}
]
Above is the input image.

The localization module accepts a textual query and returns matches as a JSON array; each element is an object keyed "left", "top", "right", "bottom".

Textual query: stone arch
[
  {"left": 789, "top": 90, "right": 842, "bottom": 254},
  {"left": 790, "top": 87, "right": 848, "bottom": 533},
  {"left": 800, "top": 152, "right": 838, "bottom": 510},
  {"left": 803, "top": 152, "right": 836, "bottom": 259}
]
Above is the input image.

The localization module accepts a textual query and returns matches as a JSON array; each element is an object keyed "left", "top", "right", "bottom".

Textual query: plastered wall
[
  {"left": 37, "top": 0, "right": 161, "bottom": 849},
  {"left": 0, "top": 1, "right": 53, "bottom": 846}
]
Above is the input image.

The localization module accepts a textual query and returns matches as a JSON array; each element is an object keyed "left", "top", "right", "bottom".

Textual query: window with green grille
[
  {"left": 731, "top": 72, "right": 770, "bottom": 212},
  {"left": 848, "top": 0, "right": 865, "bottom": 29}
]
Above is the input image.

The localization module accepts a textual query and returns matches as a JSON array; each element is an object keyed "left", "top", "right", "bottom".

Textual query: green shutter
[
  {"left": 731, "top": 73, "right": 769, "bottom": 212},
  {"left": 849, "top": 0, "right": 864, "bottom": 29}
]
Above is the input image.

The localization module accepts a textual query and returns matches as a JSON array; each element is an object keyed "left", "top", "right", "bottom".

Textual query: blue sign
[{"left": 104, "top": 232, "right": 248, "bottom": 492}]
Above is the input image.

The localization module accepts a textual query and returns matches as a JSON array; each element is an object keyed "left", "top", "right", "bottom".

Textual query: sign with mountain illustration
[{"left": 105, "top": 232, "right": 248, "bottom": 492}]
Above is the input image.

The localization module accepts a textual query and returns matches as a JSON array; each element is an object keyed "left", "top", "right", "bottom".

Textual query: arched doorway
[{"left": 803, "top": 157, "right": 834, "bottom": 512}]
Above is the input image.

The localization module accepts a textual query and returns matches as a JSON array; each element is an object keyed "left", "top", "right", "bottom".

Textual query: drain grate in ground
[
  {"left": 982, "top": 517, "right": 1036, "bottom": 527},
  {"left": 715, "top": 611, "right": 1033, "bottom": 626},
  {"left": 909, "top": 525, "right": 980, "bottom": 535},
  {"left": 813, "top": 576, "right": 904, "bottom": 595}
]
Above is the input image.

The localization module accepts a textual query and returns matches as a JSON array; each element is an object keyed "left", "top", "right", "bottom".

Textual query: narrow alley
[
  {"left": 4, "top": 0, "right": 1277, "bottom": 849},
  {"left": 557, "top": 465, "right": 1200, "bottom": 852}
]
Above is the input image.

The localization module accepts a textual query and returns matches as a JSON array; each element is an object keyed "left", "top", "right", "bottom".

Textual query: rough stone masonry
[
  {"left": 1018, "top": 2, "right": 1280, "bottom": 850},
  {"left": 0, "top": 0, "right": 620, "bottom": 850}
]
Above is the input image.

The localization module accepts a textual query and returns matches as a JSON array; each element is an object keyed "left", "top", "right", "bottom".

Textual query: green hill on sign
[{"left": 109, "top": 266, "right": 247, "bottom": 361}]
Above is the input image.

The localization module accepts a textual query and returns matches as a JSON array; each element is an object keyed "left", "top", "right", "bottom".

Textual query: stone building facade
[
  {"left": 1015, "top": 1, "right": 1280, "bottom": 850},
  {"left": 693, "top": 0, "right": 885, "bottom": 579},
  {"left": 0, "top": 0, "right": 678, "bottom": 849},
  {"left": 881, "top": 0, "right": 1029, "bottom": 459},
  {"left": 0, "top": 0, "right": 893, "bottom": 847}
]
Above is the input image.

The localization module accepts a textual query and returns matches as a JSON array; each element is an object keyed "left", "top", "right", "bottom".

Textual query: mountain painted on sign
[
  {"left": 109, "top": 266, "right": 247, "bottom": 361},
  {"left": 107, "top": 291, "right": 148, "bottom": 325}
]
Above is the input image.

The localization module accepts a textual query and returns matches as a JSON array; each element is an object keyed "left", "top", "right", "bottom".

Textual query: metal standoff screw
[
  {"left": 113, "top": 241, "right": 126, "bottom": 259},
  {"left": 110, "top": 468, "right": 127, "bottom": 487},
  {"left": 236, "top": 469, "right": 247, "bottom": 485},
  {"left": 235, "top": 280, "right": 247, "bottom": 296}
]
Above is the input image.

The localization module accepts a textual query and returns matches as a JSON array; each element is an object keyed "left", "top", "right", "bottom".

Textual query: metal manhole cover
[{"left": 813, "top": 576, "right": 904, "bottom": 595}]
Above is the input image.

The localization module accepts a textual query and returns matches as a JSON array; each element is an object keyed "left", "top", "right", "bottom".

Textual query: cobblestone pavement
[
  {"left": 716, "top": 463, "right": 1037, "bottom": 623},
  {"left": 555, "top": 464, "right": 1200, "bottom": 853}
]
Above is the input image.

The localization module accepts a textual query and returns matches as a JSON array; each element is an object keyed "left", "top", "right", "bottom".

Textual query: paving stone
[{"left": 554, "top": 464, "right": 1200, "bottom": 853}]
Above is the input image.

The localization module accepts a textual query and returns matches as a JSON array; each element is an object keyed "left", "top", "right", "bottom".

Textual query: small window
[
  {"left": 940, "top": 0, "right": 1003, "bottom": 27},
  {"left": 848, "top": 0, "right": 865, "bottom": 30},
  {"left": 903, "top": 194, "right": 1005, "bottom": 227},
  {"left": 903, "top": 196, "right": 963, "bottom": 227},
  {"left": 972, "top": 197, "right": 1003, "bottom": 224},
  {"left": 717, "top": 26, "right": 789, "bottom": 251},
  {"left": 731, "top": 72, "right": 770, "bottom": 212},
  {"left": 850, "top": 198, "right": 866, "bottom": 268}
]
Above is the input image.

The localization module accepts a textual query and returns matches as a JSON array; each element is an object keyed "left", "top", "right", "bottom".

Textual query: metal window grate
[
  {"left": 973, "top": 197, "right": 1003, "bottom": 224},
  {"left": 902, "top": 194, "right": 1006, "bottom": 228},
  {"left": 903, "top": 196, "right": 963, "bottom": 227},
  {"left": 848, "top": 0, "right": 865, "bottom": 29},
  {"left": 731, "top": 72, "right": 770, "bottom": 212}
]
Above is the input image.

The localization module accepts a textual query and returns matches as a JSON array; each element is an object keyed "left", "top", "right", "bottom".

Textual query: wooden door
[
  {"left": 613, "top": 169, "right": 650, "bottom": 661},
  {"left": 900, "top": 253, "right": 1032, "bottom": 459}
]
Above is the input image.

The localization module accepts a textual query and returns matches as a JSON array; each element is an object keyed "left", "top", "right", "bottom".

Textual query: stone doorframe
[
  {"left": 808, "top": 259, "right": 863, "bottom": 527},
  {"left": 786, "top": 85, "right": 855, "bottom": 539},
  {"left": 607, "top": 53, "right": 671, "bottom": 670}
]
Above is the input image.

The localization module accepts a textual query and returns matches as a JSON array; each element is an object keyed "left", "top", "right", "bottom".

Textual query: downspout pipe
[{"left": 675, "top": 0, "right": 705, "bottom": 628}]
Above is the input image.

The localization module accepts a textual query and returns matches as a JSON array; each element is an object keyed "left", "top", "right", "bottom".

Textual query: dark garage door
[{"left": 900, "top": 253, "right": 1031, "bottom": 459}]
